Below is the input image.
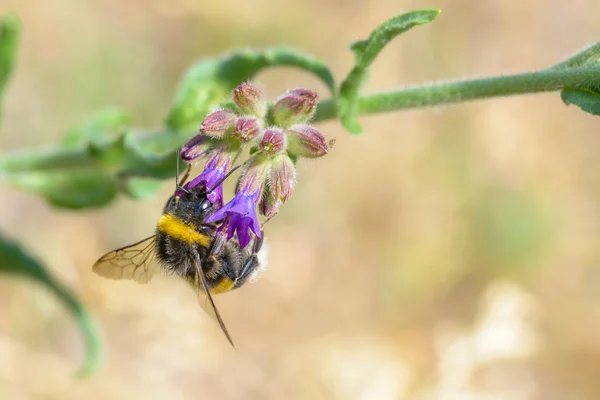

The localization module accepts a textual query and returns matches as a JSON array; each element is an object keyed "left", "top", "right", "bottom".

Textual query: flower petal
[{"left": 205, "top": 185, "right": 262, "bottom": 248}]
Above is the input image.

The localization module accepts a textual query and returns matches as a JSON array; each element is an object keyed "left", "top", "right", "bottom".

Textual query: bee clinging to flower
[{"left": 93, "top": 82, "right": 332, "bottom": 345}]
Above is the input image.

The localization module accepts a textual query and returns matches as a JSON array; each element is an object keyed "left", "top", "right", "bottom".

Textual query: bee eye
[{"left": 200, "top": 199, "right": 212, "bottom": 211}]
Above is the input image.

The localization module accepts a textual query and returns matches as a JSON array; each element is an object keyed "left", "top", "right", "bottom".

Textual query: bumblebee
[{"left": 92, "top": 160, "right": 266, "bottom": 346}]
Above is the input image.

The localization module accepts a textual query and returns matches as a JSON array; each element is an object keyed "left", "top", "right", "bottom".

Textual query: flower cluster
[{"left": 179, "top": 82, "right": 331, "bottom": 248}]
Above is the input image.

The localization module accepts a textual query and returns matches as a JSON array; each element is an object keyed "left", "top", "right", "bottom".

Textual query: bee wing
[
  {"left": 192, "top": 252, "right": 235, "bottom": 347},
  {"left": 92, "top": 236, "right": 159, "bottom": 284}
]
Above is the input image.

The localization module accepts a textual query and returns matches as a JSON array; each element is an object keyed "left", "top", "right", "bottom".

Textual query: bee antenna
[
  {"left": 208, "top": 165, "right": 241, "bottom": 193},
  {"left": 175, "top": 149, "right": 191, "bottom": 194}
]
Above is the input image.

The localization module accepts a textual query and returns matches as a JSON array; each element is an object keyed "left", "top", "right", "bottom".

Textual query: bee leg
[
  {"left": 253, "top": 233, "right": 264, "bottom": 252},
  {"left": 207, "top": 215, "right": 230, "bottom": 263},
  {"left": 234, "top": 257, "right": 259, "bottom": 289},
  {"left": 209, "top": 232, "right": 227, "bottom": 260},
  {"left": 234, "top": 233, "right": 264, "bottom": 288}
]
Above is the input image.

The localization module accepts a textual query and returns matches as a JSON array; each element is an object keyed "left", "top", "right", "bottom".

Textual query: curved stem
[
  {"left": 2, "top": 66, "right": 598, "bottom": 173},
  {"left": 314, "top": 65, "right": 600, "bottom": 122}
]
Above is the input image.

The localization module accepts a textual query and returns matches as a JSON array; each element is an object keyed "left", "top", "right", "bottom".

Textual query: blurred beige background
[{"left": 1, "top": 0, "right": 599, "bottom": 399}]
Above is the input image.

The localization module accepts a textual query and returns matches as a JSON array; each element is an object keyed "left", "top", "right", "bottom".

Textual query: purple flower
[
  {"left": 206, "top": 186, "right": 262, "bottom": 248},
  {"left": 177, "top": 150, "right": 232, "bottom": 207}
]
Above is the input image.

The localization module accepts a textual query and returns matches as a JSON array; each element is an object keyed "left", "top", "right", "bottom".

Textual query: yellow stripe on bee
[
  {"left": 210, "top": 277, "right": 236, "bottom": 294},
  {"left": 157, "top": 214, "right": 210, "bottom": 247}
]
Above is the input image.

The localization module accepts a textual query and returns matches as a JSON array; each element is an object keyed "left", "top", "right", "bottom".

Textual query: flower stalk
[{"left": 313, "top": 65, "right": 600, "bottom": 123}]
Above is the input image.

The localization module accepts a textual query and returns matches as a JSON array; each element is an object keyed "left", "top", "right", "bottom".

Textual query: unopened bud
[
  {"left": 181, "top": 133, "right": 211, "bottom": 162},
  {"left": 271, "top": 89, "right": 317, "bottom": 127},
  {"left": 233, "top": 116, "right": 262, "bottom": 142},
  {"left": 233, "top": 82, "right": 267, "bottom": 117},
  {"left": 200, "top": 109, "right": 236, "bottom": 137},
  {"left": 259, "top": 184, "right": 282, "bottom": 218},
  {"left": 260, "top": 127, "right": 286, "bottom": 154},
  {"left": 286, "top": 124, "right": 329, "bottom": 158},
  {"left": 270, "top": 154, "right": 296, "bottom": 202},
  {"left": 287, "top": 88, "right": 318, "bottom": 102}
]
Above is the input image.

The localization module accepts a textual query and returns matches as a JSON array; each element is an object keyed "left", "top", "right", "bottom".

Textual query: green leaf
[
  {"left": 122, "top": 176, "right": 163, "bottom": 199},
  {"left": 4, "top": 168, "right": 118, "bottom": 209},
  {"left": 338, "top": 9, "right": 440, "bottom": 134},
  {"left": 561, "top": 87, "right": 600, "bottom": 116},
  {"left": 121, "top": 130, "right": 180, "bottom": 179},
  {"left": 166, "top": 47, "right": 335, "bottom": 135},
  {"left": 551, "top": 42, "right": 600, "bottom": 70},
  {"left": 61, "top": 108, "right": 131, "bottom": 149},
  {"left": 0, "top": 44, "right": 334, "bottom": 209},
  {"left": 0, "top": 233, "right": 102, "bottom": 377},
  {"left": 553, "top": 43, "right": 600, "bottom": 117},
  {"left": 0, "top": 13, "right": 20, "bottom": 113},
  {"left": 0, "top": 129, "right": 179, "bottom": 208}
]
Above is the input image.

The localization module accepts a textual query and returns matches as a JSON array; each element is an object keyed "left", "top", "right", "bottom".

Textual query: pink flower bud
[
  {"left": 199, "top": 109, "right": 236, "bottom": 137},
  {"left": 260, "top": 127, "right": 286, "bottom": 154},
  {"left": 181, "top": 133, "right": 212, "bottom": 162},
  {"left": 271, "top": 89, "right": 318, "bottom": 127},
  {"left": 233, "top": 116, "right": 262, "bottom": 142},
  {"left": 287, "top": 88, "right": 318, "bottom": 102},
  {"left": 233, "top": 82, "right": 267, "bottom": 117},
  {"left": 286, "top": 124, "right": 329, "bottom": 158},
  {"left": 259, "top": 184, "right": 282, "bottom": 218},
  {"left": 269, "top": 154, "right": 296, "bottom": 202}
]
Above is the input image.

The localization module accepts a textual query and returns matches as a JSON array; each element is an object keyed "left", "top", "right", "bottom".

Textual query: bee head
[
  {"left": 176, "top": 183, "right": 216, "bottom": 219},
  {"left": 170, "top": 165, "right": 241, "bottom": 222}
]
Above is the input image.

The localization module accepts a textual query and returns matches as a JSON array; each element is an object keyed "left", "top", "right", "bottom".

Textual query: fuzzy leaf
[
  {"left": 4, "top": 168, "right": 118, "bottom": 209},
  {"left": 61, "top": 108, "right": 131, "bottom": 149},
  {"left": 121, "top": 130, "right": 181, "bottom": 179},
  {"left": 122, "top": 176, "right": 164, "bottom": 199},
  {"left": 338, "top": 9, "right": 440, "bottom": 134},
  {"left": 552, "top": 43, "right": 600, "bottom": 70},
  {"left": 0, "top": 233, "right": 102, "bottom": 377},
  {"left": 166, "top": 47, "right": 335, "bottom": 135},
  {"left": 561, "top": 87, "right": 600, "bottom": 116}
]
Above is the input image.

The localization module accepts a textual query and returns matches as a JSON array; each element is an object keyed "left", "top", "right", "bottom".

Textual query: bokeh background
[{"left": 1, "top": 0, "right": 599, "bottom": 399}]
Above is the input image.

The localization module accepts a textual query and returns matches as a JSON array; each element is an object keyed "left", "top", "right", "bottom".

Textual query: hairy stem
[
  {"left": 2, "top": 65, "right": 598, "bottom": 173},
  {"left": 314, "top": 65, "right": 600, "bottom": 122}
]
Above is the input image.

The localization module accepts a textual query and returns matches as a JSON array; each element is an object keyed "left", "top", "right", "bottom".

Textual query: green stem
[
  {"left": 314, "top": 65, "right": 600, "bottom": 122},
  {"left": 2, "top": 65, "right": 599, "bottom": 173}
]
